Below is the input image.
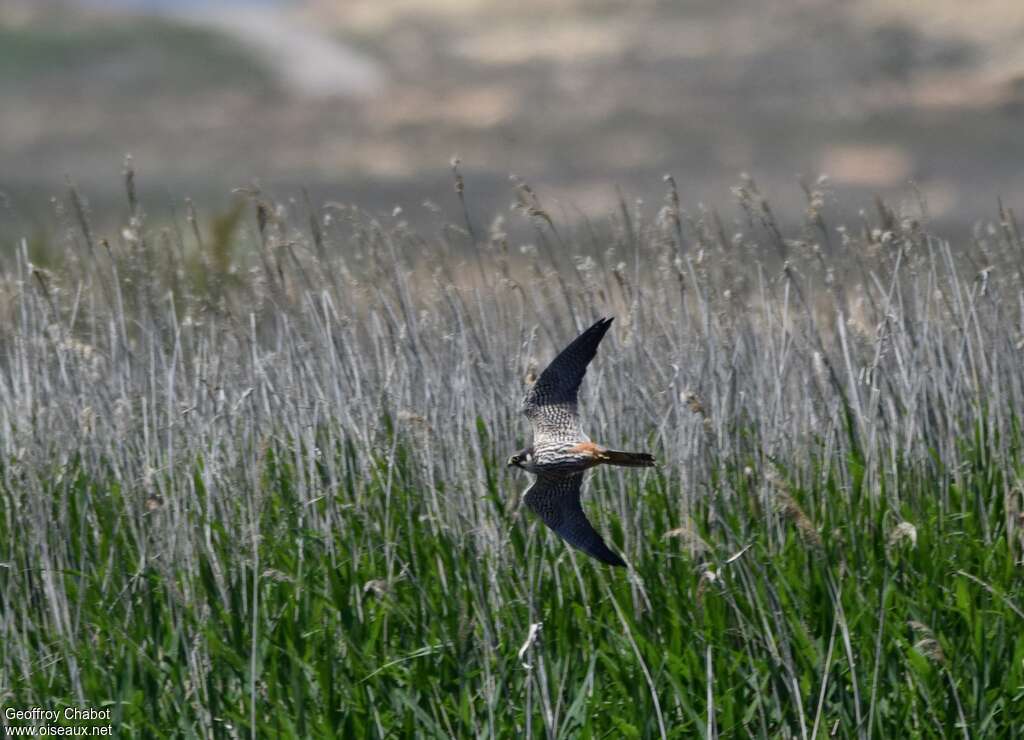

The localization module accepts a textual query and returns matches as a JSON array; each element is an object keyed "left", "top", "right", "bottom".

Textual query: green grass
[
  {"left": 0, "top": 16, "right": 271, "bottom": 95},
  {"left": 3, "top": 431, "right": 1022, "bottom": 736},
  {"left": 1, "top": 172, "right": 1023, "bottom": 736}
]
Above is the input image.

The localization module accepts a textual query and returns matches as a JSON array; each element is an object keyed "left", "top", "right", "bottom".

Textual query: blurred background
[{"left": 2, "top": 0, "right": 1023, "bottom": 237}]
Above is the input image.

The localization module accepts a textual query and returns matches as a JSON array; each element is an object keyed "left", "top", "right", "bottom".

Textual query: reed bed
[{"left": 1, "top": 167, "right": 1022, "bottom": 737}]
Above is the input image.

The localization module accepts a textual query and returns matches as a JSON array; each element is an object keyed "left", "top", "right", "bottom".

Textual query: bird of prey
[{"left": 508, "top": 317, "right": 655, "bottom": 566}]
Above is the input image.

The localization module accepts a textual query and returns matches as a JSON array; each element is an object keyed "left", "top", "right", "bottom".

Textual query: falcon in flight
[{"left": 508, "top": 317, "right": 655, "bottom": 566}]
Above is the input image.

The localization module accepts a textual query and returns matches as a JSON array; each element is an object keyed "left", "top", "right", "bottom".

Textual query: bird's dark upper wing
[
  {"left": 524, "top": 473, "right": 625, "bottom": 566},
  {"left": 522, "top": 317, "right": 613, "bottom": 442}
]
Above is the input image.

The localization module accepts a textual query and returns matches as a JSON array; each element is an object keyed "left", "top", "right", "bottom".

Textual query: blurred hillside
[{"left": 1, "top": 0, "right": 1023, "bottom": 236}]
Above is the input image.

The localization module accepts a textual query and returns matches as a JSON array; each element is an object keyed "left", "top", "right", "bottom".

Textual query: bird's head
[{"left": 507, "top": 447, "right": 534, "bottom": 469}]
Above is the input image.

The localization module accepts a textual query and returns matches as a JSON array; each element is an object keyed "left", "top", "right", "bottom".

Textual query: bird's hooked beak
[{"left": 507, "top": 455, "right": 519, "bottom": 468}]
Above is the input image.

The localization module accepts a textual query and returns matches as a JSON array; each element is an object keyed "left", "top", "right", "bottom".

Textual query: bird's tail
[{"left": 601, "top": 450, "right": 656, "bottom": 468}]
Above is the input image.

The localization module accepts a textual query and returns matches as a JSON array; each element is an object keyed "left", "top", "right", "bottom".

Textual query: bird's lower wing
[{"left": 523, "top": 474, "right": 625, "bottom": 566}]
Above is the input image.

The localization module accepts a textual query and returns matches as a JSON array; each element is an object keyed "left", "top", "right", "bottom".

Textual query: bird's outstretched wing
[
  {"left": 524, "top": 473, "right": 625, "bottom": 566},
  {"left": 522, "top": 317, "right": 613, "bottom": 443}
]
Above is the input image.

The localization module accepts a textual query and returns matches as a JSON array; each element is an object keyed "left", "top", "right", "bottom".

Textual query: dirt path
[{"left": 176, "top": 6, "right": 386, "bottom": 98}]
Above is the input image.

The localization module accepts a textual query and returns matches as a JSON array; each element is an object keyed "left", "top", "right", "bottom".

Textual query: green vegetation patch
[
  {"left": 2, "top": 429, "right": 1022, "bottom": 737},
  {"left": 0, "top": 15, "right": 271, "bottom": 95}
]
